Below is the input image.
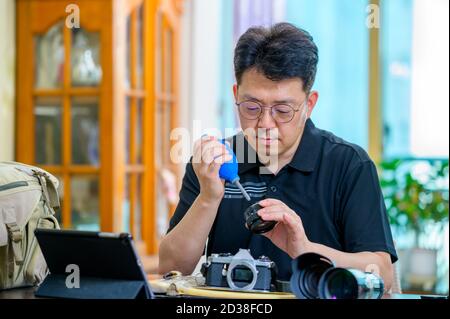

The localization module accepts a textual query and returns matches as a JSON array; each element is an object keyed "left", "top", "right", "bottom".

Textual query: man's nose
[{"left": 257, "top": 108, "right": 277, "bottom": 129}]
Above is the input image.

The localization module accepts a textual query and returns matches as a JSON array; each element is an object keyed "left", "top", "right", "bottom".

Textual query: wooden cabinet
[{"left": 16, "top": 0, "right": 182, "bottom": 254}]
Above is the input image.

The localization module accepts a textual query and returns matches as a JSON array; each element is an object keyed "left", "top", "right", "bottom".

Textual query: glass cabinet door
[
  {"left": 71, "top": 96, "right": 100, "bottom": 165},
  {"left": 71, "top": 175, "right": 100, "bottom": 230},
  {"left": 71, "top": 27, "right": 102, "bottom": 87},
  {"left": 68, "top": 25, "right": 102, "bottom": 230},
  {"left": 34, "top": 22, "right": 64, "bottom": 89},
  {"left": 32, "top": 19, "right": 102, "bottom": 230},
  {"left": 34, "top": 97, "right": 62, "bottom": 165}
]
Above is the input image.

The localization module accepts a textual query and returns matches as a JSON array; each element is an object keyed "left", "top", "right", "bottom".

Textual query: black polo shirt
[{"left": 168, "top": 119, "right": 398, "bottom": 280}]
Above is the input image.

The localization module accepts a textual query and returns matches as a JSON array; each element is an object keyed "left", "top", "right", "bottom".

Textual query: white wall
[
  {"left": 177, "top": 0, "right": 223, "bottom": 171},
  {"left": 0, "top": 0, "right": 15, "bottom": 161},
  {"left": 177, "top": 0, "right": 223, "bottom": 274},
  {"left": 179, "top": 0, "right": 194, "bottom": 137},
  {"left": 410, "top": 0, "right": 449, "bottom": 157},
  {"left": 180, "top": 0, "right": 222, "bottom": 140}
]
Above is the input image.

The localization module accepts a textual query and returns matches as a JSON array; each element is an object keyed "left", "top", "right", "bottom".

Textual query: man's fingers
[
  {"left": 192, "top": 136, "right": 231, "bottom": 178},
  {"left": 193, "top": 136, "right": 219, "bottom": 160},
  {"left": 257, "top": 205, "right": 286, "bottom": 214},
  {"left": 258, "top": 209, "right": 301, "bottom": 234},
  {"left": 258, "top": 198, "right": 284, "bottom": 207},
  {"left": 199, "top": 140, "right": 220, "bottom": 154},
  {"left": 194, "top": 135, "right": 212, "bottom": 151},
  {"left": 193, "top": 136, "right": 211, "bottom": 163},
  {"left": 210, "top": 161, "right": 222, "bottom": 175},
  {"left": 213, "top": 154, "right": 233, "bottom": 164},
  {"left": 210, "top": 154, "right": 232, "bottom": 174},
  {"left": 257, "top": 211, "right": 285, "bottom": 222},
  {"left": 202, "top": 145, "right": 227, "bottom": 164},
  {"left": 282, "top": 213, "right": 302, "bottom": 235}
]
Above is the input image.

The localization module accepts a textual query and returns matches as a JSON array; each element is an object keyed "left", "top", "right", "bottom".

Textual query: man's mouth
[{"left": 257, "top": 137, "right": 279, "bottom": 146}]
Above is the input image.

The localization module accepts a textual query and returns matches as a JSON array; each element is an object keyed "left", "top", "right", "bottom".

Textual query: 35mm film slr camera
[{"left": 201, "top": 249, "right": 277, "bottom": 291}]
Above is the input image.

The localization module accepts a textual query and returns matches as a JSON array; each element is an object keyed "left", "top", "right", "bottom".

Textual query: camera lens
[
  {"left": 300, "top": 263, "right": 330, "bottom": 298},
  {"left": 291, "top": 253, "right": 385, "bottom": 299},
  {"left": 318, "top": 268, "right": 358, "bottom": 299},
  {"left": 290, "top": 253, "right": 334, "bottom": 299},
  {"left": 244, "top": 203, "right": 276, "bottom": 234},
  {"left": 318, "top": 268, "right": 384, "bottom": 299}
]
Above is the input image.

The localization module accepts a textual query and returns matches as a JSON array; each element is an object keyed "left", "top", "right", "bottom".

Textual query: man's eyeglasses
[{"left": 235, "top": 98, "right": 308, "bottom": 123}]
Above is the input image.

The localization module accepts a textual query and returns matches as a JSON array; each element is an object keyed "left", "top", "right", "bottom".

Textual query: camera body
[{"left": 201, "top": 249, "right": 276, "bottom": 291}]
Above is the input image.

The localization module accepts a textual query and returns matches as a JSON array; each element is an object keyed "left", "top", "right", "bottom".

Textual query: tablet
[{"left": 34, "top": 228, "right": 154, "bottom": 299}]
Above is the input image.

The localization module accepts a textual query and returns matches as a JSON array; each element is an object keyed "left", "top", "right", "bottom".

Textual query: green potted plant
[{"left": 379, "top": 159, "right": 449, "bottom": 292}]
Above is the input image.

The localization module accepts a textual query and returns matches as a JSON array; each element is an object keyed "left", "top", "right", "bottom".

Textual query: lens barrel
[
  {"left": 244, "top": 203, "right": 277, "bottom": 234},
  {"left": 318, "top": 268, "right": 384, "bottom": 299},
  {"left": 290, "top": 253, "right": 334, "bottom": 299},
  {"left": 291, "top": 253, "right": 385, "bottom": 299}
]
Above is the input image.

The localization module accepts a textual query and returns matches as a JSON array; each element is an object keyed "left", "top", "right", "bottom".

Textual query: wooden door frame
[
  {"left": 15, "top": 0, "right": 183, "bottom": 255},
  {"left": 16, "top": 0, "right": 115, "bottom": 231}
]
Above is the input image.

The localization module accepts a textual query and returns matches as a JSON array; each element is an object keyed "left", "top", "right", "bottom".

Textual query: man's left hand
[{"left": 257, "top": 198, "right": 311, "bottom": 258}]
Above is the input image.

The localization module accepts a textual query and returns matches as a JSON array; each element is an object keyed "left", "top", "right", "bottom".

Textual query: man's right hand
[{"left": 192, "top": 136, "right": 233, "bottom": 203}]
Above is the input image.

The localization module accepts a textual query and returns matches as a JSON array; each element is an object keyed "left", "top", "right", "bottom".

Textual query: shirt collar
[
  {"left": 230, "top": 119, "right": 322, "bottom": 175},
  {"left": 288, "top": 119, "right": 322, "bottom": 172}
]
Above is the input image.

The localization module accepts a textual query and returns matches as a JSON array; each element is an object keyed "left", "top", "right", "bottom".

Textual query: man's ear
[
  {"left": 233, "top": 85, "right": 238, "bottom": 101},
  {"left": 306, "top": 91, "right": 319, "bottom": 118}
]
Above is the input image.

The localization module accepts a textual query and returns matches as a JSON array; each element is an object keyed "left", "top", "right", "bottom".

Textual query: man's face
[{"left": 234, "top": 68, "right": 317, "bottom": 161}]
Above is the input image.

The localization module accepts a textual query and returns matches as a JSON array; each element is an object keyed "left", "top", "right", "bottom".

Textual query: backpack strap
[
  {"left": 5, "top": 222, "right": 24, "bottom": 266},
  {"left": 2, "top": 207, "right": 24, "bottom": 266},
  {"left": 33, "top": 170, "right": 60, "bottom": 211}
]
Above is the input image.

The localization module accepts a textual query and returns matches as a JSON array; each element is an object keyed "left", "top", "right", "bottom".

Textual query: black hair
[{"left": 234, "top": 22, "right": 319, "bottom": 92}]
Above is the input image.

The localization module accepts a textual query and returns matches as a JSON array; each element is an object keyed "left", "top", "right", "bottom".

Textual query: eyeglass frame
[{"left": 235, "top": 96, "right": 310, "bottom": 124}]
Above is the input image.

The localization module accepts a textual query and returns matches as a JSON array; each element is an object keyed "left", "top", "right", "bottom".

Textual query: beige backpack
[{"left": 0, "top": 162, "right": 60, "bottom": 290}]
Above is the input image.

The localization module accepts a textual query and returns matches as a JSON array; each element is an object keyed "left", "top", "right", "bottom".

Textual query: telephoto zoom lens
[
  {"left": 318, "top": 268, "right": 384, "bottom": 299},
  {"left": 290, "top": 253, "right": 334, "bottom": 299}
]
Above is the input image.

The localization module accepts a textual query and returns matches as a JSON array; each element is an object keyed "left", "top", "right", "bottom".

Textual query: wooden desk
[
  {"left": 0, "top": 286, "right": 445, "bottom": 300},
  {"left": 0, "top": 287, "right": 38, "bottom": 299}
]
